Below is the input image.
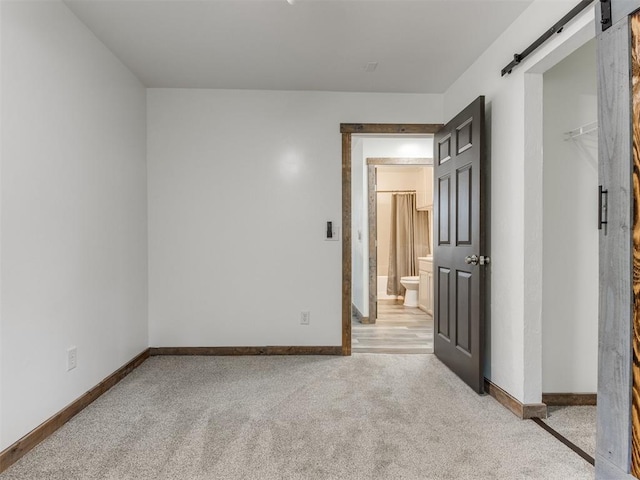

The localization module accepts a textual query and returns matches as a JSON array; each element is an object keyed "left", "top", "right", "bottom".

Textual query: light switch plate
[{"left": 325, "top": 223, "right": 340, "bottom": 241}]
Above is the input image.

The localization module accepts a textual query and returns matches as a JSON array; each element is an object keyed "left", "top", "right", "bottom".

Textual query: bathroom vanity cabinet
[{"left": 418, "top": 256, "right": 433, "bottom": 315}]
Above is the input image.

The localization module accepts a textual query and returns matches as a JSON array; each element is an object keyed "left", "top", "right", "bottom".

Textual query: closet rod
[
  {"left": 376, "top": 190, "right": 416, "bottom": 194},
  {"left": 564, "top": 121, "right": 598, "bottom": 140}
]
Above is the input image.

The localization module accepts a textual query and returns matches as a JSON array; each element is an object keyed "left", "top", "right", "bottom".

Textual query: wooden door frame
[
  {"left": 366, "top": 158, "right": 432, "bottom": 325},
  {"left": 340, "top": 124, "right": 443, "bottom": 355}
]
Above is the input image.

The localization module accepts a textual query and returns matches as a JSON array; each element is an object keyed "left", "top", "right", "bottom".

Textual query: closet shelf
[{"left": 564, "top": 121, "right": 598, "bottom": 141}]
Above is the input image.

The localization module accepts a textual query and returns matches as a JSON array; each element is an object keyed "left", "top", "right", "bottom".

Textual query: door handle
[
  {"left": 465, "top": 255, "right": 479, "bottom": 265},
  {"left": 465, "top": 255, "right": 490, "bottom": 266},
  {"left": 598, "top": 185, "right": 608, "bottom": 230}
]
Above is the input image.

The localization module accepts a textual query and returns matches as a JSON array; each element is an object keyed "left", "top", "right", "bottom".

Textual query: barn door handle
[
  {"left": 598, "top": 185, "right": 608, "bottom": 230},
  {"left": 465, "top": 255, "right": 490, "bottom": 266}
]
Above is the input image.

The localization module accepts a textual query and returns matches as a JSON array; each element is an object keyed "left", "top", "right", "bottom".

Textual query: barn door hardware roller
[
  {"left": 600, "top": 0, "right": 612, "bottom": 31},
  {"left": 501, "top": 0, "right": 595, "bottom": 76}
]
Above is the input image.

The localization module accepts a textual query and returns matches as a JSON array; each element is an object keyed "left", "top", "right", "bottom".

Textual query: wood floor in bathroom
[{"left": 352, "top": 299, "right": 433, "bottom": 354}]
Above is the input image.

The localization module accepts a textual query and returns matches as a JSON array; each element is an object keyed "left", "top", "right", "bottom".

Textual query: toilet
[{"left": 400, "top": 276, "right": 420, "bottom": 307}]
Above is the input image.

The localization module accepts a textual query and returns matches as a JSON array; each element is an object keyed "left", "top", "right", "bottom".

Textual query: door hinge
[
  {"left": 598, "top": 185, "right": 608, "bottom": 231},
  {"left": 600, "top": 0, "right": 612, "bottom": 32}
]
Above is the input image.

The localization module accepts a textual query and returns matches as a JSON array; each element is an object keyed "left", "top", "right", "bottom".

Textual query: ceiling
[{"left": 64, "top": 0, "right": 534, "bottom": 93}]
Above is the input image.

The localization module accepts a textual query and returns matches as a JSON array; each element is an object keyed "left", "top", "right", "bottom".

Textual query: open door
[{"left": 433, "top": 96, "right": 487, "bottom": 394}]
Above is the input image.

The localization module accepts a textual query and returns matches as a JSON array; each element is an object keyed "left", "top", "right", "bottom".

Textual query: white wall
[
  {"left": 148, "top": 89, "right": 442, "bottom": 346},
  {"left": 362, "top": 138, "right": 433, "bottom": 159},
  {"left": 1, "top": 0, "right": 148, "bottom": 449},
  {"left": 443, "top": 0, "right": 595, "bottom": 403},
  {"left": 351, "top": 137, "right": 366, "bottom": 315},
  {"left": 542, "top": 39, "right": 597, "bottom": 393}
]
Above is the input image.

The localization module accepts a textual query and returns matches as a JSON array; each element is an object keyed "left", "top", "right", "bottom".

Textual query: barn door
[{"left": 433, "top": 96, "right": 487, "bottom": 394}]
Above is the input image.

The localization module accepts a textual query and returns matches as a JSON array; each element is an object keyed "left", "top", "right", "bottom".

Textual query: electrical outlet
[
  {"left": 300, "top": 311, "right": 310, "bottom": 325},
  {"left": 67, "top": 346, "right": 77, "bottom": 371}
]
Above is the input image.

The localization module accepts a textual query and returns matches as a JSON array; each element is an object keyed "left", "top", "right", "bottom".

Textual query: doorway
[
  {"left": 339, "top": 124, "right": 441, "bottom": 356},
  {"left": 539, "top": 38, "right": 598, "bottom": 460},
  {"left": 353, "top": 154, "right": 434, "bottom": 354},
  {"left": 342, "top": 99, "right": 488, "bottom": 392}
]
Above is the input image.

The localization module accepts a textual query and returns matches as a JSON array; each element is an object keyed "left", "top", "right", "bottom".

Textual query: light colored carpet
[
  {"left": 1, "top": 355, "right": 594, "bottom": 480},
  {"left": 544, "top": 405, "right": 597, "bottom": 459}
]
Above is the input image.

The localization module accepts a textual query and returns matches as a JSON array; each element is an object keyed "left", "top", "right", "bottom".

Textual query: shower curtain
[{"left": 387, "top": 193, "right": 430, "bottom": 296}]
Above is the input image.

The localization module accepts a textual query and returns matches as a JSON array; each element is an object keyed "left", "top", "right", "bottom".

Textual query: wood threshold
[
  {"left": 0, "top": 349, "right": 150, "bottom": 474},
  {"left": 149, "top": 346, "right": 343, "bottom": 356},
  {"left": 484, "top": 378, "right": 547, "bottom": 419},
  {"left": 542, "top": 393, "right": 597, "bottom": 406}
]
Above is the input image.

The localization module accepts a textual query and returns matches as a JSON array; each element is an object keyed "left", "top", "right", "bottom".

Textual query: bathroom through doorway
[{"left": 349, "top": 135, "right": 435, "bottom": 354}]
